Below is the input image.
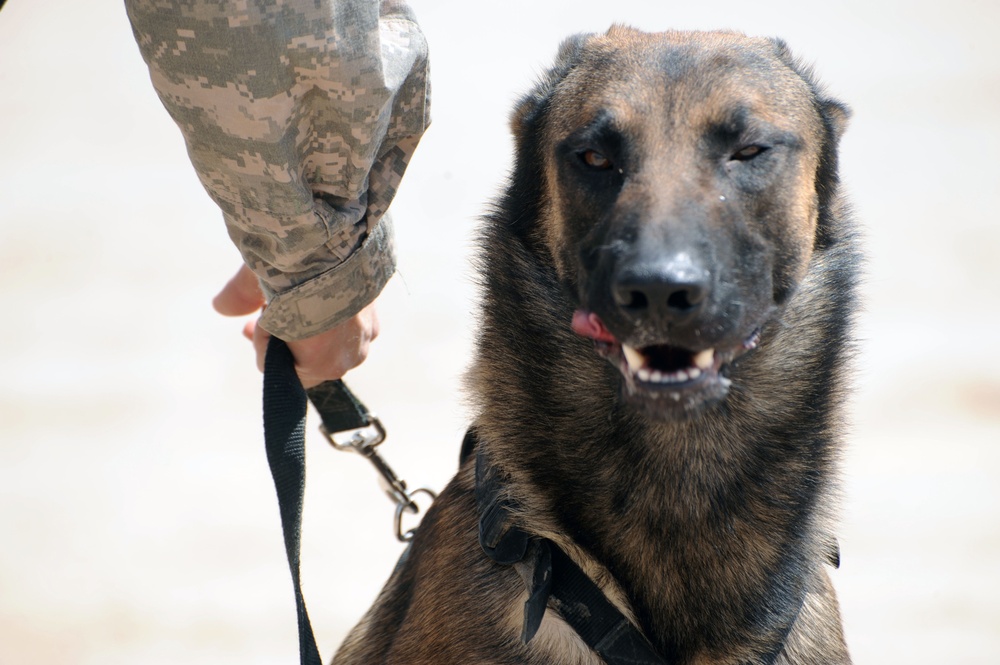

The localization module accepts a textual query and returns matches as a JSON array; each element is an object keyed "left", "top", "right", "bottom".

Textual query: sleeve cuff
[{"left": 256, "top": 216, "right": 396, "bottom": 340}]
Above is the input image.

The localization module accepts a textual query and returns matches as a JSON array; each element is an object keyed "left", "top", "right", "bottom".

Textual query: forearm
[{"left": 124, "top": 0, "right": 430, "bottom": 339}]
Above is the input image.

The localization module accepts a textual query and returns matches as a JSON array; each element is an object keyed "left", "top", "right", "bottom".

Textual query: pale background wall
[{"left": 0, "top": 0, "right": 997, "bottom": 663}]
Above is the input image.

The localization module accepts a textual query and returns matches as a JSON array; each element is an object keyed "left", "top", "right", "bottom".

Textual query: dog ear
[
  {"left": 817, "top": 98, "right": 850, "bottom": 144},
  {"left": 768, "top": 37, "right": 852, "bottom": 248},
  {"left": 510, "top": 33, "right": 592, "bottom": 144},
  {"left": 768, "top": 37, "right": 851, "bottom": 145}
]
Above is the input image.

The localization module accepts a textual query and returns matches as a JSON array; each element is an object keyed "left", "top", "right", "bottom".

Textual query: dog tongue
[{"left": 571, "top": 310, "right": 618, "bottom": 343}]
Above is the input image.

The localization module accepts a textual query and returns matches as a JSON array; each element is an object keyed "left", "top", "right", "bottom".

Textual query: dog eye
[
  {"left": 580, "top": 149, "right": 613, "bottom": 170},
  {"left": 731, "top": 145, "right": 768, "bottom": 161}
]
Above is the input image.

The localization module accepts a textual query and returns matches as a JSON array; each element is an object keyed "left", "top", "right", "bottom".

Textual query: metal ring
[{"left": 394, "top": 487, "right": 437, "bottom": 542}]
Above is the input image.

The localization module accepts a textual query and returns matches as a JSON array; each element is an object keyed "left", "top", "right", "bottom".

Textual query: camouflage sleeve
[{"left": 124, "top": 0, "right": 430, "bottom": 340}]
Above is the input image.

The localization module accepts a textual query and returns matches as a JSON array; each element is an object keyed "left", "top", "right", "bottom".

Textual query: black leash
[
  {"left": 262, "top": 336, "right": 433, "bottom": 664},
  {"left": 262, "top": 337, "right": 323, "bottom": 665}
]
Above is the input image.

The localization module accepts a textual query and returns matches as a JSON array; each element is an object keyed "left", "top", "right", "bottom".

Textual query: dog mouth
[
  {"left": 571, "top": 310, "right": 760, "bottom": 413},
  {"left": 620, "top": 343, "right": 722, "bottom": 386}
]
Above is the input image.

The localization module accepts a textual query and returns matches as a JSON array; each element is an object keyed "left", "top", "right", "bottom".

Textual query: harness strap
[
  {"left": 474, "top": 447, "right": 669, "bottom": 665},
  {"left": 547, "top": 543, "right": 668, "bottom": 665}
]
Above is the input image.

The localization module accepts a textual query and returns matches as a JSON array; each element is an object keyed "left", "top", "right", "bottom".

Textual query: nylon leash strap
[
  {"left": 262, "top": 337, "right": 380, "bottom": 665},
  {"left": 262, "top": 337, "right": 322, "bottom": 665}
]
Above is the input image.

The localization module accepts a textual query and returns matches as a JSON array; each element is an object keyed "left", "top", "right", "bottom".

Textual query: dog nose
[{"left": 613, "top": 258, "right": 709, "bottom": 322}]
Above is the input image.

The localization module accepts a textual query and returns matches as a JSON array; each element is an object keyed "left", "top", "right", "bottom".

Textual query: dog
[{"left": 334, "top": 26, "right": 857, "bottom": 665}]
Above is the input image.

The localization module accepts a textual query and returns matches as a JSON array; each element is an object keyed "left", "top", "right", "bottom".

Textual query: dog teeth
[
  {"left": 693, "top": 349, "right": 715, "bottom": 370},
  {"left": 622, "top": 344, "right": 647, "bottom": 371},
  {"left": 636, "top": 368, "right": 700, "bottom": 385},
  {"left": 627, "top": 346, "right": 711, "bottom": 384}
]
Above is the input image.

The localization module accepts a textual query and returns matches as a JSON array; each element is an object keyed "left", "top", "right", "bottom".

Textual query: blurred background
[{"left": 1, "top": 0, "right": 997, "bottom": 662}]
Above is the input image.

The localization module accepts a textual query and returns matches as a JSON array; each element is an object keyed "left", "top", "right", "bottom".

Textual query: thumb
[{"left": 213, "top": 264, "right": 265, "bottom": 316}]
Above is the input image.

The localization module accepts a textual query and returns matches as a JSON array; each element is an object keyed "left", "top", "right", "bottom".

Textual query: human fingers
[{"left": 213, "top": 264, "right": 265, "bottom": 316}]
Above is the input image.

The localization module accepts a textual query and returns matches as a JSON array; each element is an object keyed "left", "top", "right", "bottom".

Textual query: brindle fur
[{"left": 334, "top": 27, "right": 856, "bottom": 665}]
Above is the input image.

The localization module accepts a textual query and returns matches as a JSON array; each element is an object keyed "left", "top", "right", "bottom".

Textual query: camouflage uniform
[{"left": 125, "top": 0, "right": 430, "bottom": 340}]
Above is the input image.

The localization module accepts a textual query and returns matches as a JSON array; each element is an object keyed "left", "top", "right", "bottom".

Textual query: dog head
[{"left": 510, "top": 27, "right": 849, "bottom": 419}]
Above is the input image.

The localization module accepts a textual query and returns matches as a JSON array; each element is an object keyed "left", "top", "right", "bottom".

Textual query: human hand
[{"left": 213, "top": 264, "right": 380, "bottom": 388}]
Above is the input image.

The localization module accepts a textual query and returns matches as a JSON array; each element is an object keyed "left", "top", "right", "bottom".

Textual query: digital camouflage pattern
[{"left": 125, "top": 0, "right": 430, "bottom": 339}]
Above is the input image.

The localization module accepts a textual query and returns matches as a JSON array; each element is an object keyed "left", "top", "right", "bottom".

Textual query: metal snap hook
[{"left": 318, "top": 416, "right": 436, "bottom": 541}]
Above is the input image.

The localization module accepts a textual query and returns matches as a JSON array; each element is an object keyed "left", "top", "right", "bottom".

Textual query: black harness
[
  {"left": 468, "top": 428, "right": 826, "bottom": 665},
  {"left": 473, "top": 437, "right": 669, "bottom": 664}
]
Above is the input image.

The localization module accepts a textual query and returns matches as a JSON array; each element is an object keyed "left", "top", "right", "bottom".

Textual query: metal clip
[
  {"left": 394, "top": 487, "right": 436, "bottom": 543},
  {"left": 318, "top": 416, "right": 436, "bottom": 542}
]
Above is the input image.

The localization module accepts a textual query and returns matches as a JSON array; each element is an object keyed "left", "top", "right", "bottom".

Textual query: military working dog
[{"left": 335, "top": 27, "right": 857, "bottom": 665}]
